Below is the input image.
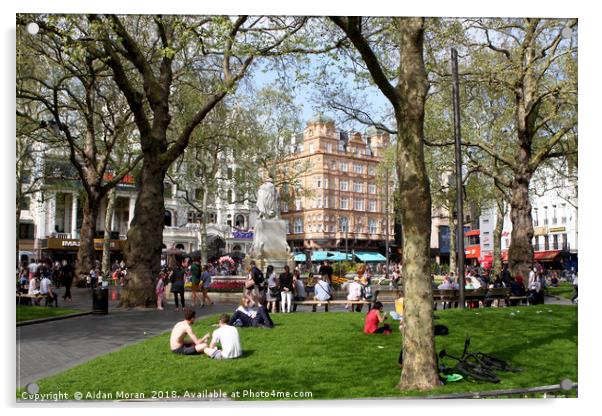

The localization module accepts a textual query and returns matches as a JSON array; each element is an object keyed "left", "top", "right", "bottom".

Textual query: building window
[
  {"left": 533, "top": 208, "right": 539, "bottom": 226},
  {"left": 227, "top": 167, "right": 233, "bottom": 179},
  {"left": 544, "top": 235, "right": 549, "bottom": 250},
  {"left": 20, "top": 196, "right": 30, "bottom": 211},
  {"left": 368, "top": 184, "right": 376, "bottom": 194},
  {"left": 354, "top": 199, "right": 364, "bottom": 211},
  {"left": 368, "top": 219, "right": 377, "bottom": 234},
  {"left": 19, "top": 222, "right": 34, "bottom": 239},
  {"left": 355, "top": 224, "right": 362, "bottom": 233},
  {"left": 329, "top": 224, "right": 335, "bottom": 232},
  {"left": 552, "top": 234, "right": 559, "bottom": 250},
  {"left": 164, "top": 210, "right": 173, "bottom": 227},
  {"left": 543, "top": 206, "right": 548, "bottom": 225},
  {"left": 309, "top": 143, "right": 315, "bottom": 153},
  {"left": 354, "top": 181, "right": 363, "bottom": 193},
  {"left": 552, "top": 205, "right": 557, "bottom": 225},
  {"left": 562, "top": 233, "right": 568, "bottom": 250},
  {"left": 353, "top": 164, "right": 363, "bottom": 174},
  {"left": 340, "top": 217, "right": 349, "bottom": 232},
  {"left": 163, "top": 183, "right": 173, "bottom": 198},
  {"left": 340, "top": 162, "right": 348, "bottom": 172},
  {"left": 235, "top": 214, "right": 245, "bottom": 228},
  {"left": 314, "top": 176, "right": 322, "bottom": 188},
  {"left": 340, "top": 180, "right": 348, "bottom": 191},
  {"left": 369, "top": 200, "right": 377, "bottom": 212},
  {"left": 294, "top": 218, "right": 304, "bottom": 234},
  {"left": 294, "top": 199, "right": 302, "bottom": 211},
  {"left": 187, "top": 211, "right": 200, "bottom": 223},
  {"left": 561, "top": 203, "right": 567, "bottom": 224},
  {"left": 209, "top": 213, "right": 216, "bottom": 223},
  {"left": 227, "top": 190, "right": 233, "bottom": 204},
  {"left": 326, "top": 143, "right": 332, "bottom": 153},
  {"left": 340, "top": 198, "right": 349, "bottom": 210},
  {"left": 368, "top": 165, "right": 375, "bottom": 175}
]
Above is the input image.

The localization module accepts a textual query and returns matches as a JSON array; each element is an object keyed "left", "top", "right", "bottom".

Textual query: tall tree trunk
[
  {"left": 121, "top": 159, "right": 166, "bottom": 307},
  {"left": 200, "top": 186, "right": 209, "bottom": 265},
  {"left": 492, "top": 198, "right": 505, "bottom": 277},
  {"left": 101, "top": 188, "right": 117, "bottom": 276},
  {"left": 396, "top": 17, "right": 440, "bottom": 391},
  {"left": 508, "top": 159, "right": 534, "bottom": 280},
  {"left": 16, "top": 202, "right": 22, "bottom": 268},
  {"left": 76, "top": 193, "right": 100, "bottom": 278},
  {"left": 448, "top": 208, "right": 456, "bottom": 275}
]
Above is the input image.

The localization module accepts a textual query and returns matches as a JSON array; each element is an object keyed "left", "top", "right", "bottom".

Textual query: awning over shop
[
  {"left": 293, "top": 253, "right": 307, "bottom": 262},
  {"left": 464, "top": 229, "right": 480, "bottom": 237},
  {"left": 293, "top": 251, "right": 353, "bottom": 262},
  {"left": 534, "top": 250, "right": 562, "bottom": 261},
  {"left": 499, "top": 250, "right": 560, "bottom": 263},
  {"left": 354, "top": 252, "right": 387, "bottom": 262}
]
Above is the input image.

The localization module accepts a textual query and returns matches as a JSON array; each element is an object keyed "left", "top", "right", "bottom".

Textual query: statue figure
[{"left": 256, "top": 178, "right": 279, "bottom": 219}]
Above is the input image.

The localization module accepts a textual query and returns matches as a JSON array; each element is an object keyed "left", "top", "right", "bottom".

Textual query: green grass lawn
[
  {"left": 546, "top": 283, "right": 576, "bottom": 300},
  {"left": 23, "top": 305, "right": 577, "bottom": 400},
  {"left": 16, "top": 305, "right": 82, "bottom": 323}
]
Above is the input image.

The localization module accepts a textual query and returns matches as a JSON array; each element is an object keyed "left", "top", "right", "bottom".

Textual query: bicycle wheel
[
  {"left": 476, "top": 352, "right": 522, "bottom": 372},
  {"left": 456, "top": 361, "right": 500, "bottom": 383}
]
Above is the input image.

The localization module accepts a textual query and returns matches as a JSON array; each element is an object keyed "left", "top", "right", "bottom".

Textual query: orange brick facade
[{"left": 279, "top": 116, "right": 394, "bottom": 253}]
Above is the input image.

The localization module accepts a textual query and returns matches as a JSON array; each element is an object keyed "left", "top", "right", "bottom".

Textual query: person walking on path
[
  {"left": 170, "top": 259, "right": 186, "bottom": 311},
  {"left": 156, "top": 272, "right": 167, "bottom": 310},
  {"left": 200, "top": 265, "right": 214, "bottom": 307},
  {"left": 60, "top": 260, "right": 74, "bottom": 302},
  {"left": 190, "top": 259, "right": 201, "bottom": 307},
  {"left": 279, "top": 265, "right": 294, "bottom": 313},
  {"left": 265, "top": 265, "right": 279, "bottom": 313}
]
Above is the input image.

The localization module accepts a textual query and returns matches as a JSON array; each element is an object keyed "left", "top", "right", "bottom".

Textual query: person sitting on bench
[
  {"left": 170, "top": 308, "right": 210, "bottom": 355},
  {"left": 364, "top": 301, "right": 392, "bottom": 334},
  {"left": 312, "top": 275, "right": 332, "bottom": 312},
  {"left": 229, "top": 295, "right": 274, "bottom": 328}
]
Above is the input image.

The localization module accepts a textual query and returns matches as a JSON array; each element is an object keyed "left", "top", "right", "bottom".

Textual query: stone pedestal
[{"left": 247, "top": 219, "right": 293, "bottom": 274}]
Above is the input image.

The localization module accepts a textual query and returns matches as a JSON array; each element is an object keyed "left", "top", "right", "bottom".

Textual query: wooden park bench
[
  {"left": 291, "top": 299, "right": 371, "bottom": 312},
  {"left": 16, "top": 292, "right": 45, "bottom": 306}
]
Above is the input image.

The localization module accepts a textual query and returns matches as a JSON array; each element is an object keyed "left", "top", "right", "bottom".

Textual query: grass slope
[
  {"left": 17, "top": 305, "right": 81, "bottom": 323},
  {"left": 27, "top": 305, "right": 577, "bottom": 400},
  {"left": 546, "top": 283, "right": 576, "bottom": 300}
]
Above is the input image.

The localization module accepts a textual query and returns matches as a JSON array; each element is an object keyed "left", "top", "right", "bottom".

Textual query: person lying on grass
[
  {"left": 364, "top": 301, "right": 392, "bottom": 334},
  {"left": 169, "top": 308, "right": 210, "bottom": 355},
  {"left": 228, "top": 295, "right": 274, "bottom": 328},
  {"left": 203, "top": 313, "right": 242, "bottom": 360}
]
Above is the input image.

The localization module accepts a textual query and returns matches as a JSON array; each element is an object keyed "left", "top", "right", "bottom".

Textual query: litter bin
[{"left": 92, "top": 285, "right": 109, "bottom": 315}]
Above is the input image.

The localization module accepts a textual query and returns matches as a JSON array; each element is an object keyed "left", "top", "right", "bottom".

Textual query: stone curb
[{"left": 17, "top": 311, "right": 93, "bottom": 327}]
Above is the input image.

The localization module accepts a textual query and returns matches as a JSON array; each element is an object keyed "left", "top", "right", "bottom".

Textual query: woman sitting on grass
[
  {"left": 364, "top": 301, "right": 392, "bottom": 334},
  {"left": 229, "top": 295, "right": 274, "bottom": 328}
]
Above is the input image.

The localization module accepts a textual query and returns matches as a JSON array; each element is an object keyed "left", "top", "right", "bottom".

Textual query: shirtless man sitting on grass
[{"left": 170, "top": 308, "right": 210, "bottom": 355}]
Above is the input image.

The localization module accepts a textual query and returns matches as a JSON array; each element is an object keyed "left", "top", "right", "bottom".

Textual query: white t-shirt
[
  {"left": 28, "top": 263, "right": 38, "bottom": 274},
  {"left": 212, "top": 325, "right": 242, "bottom": 359},
  {"left": 39, "top": 277, "right": 52, "bottom": 295}
]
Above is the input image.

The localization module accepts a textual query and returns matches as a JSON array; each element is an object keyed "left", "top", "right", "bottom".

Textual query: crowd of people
[
  {"left": 431, "top": 262, "right": 578, "bottom": 307},
  {"left": 17, "top": 258, "right": 75, "bottom": 306}
]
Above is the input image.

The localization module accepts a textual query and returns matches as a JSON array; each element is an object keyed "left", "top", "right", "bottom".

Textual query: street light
[{"left": 451, "top": 48, "right": 466, "bottom": 308}]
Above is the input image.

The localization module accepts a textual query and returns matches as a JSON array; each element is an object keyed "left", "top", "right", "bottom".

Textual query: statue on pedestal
[{"left": 256, "top": 178, "right": 279, "bottom": 220}]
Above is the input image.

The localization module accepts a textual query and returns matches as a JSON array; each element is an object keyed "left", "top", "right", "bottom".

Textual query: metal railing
[{"left": 421, "top": 381, "right": 578, "bottom": 399}]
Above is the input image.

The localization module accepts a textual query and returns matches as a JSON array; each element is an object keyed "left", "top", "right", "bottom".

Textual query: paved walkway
[{"left": 16, "top": 287, "right": 234, "bottom": 388}]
